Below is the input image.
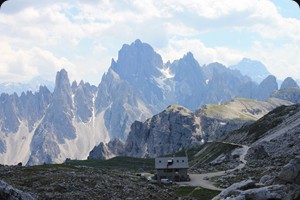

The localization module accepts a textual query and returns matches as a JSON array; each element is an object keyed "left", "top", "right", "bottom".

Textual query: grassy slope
[
  {"left": 225, "top": 104, "right": 300, "bottom": 144},
  {"left": 171, "top": 142, "right": 239, "bottom": 167},
  {"left": 67, "top": 156, "right": 155, "bottom": 172}
]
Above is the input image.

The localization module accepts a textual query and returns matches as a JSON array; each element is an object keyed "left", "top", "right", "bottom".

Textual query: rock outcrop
[
  {"left": 214, "top": 156, "right": 300, "bottom": 200},
  {"left": 0, "top": 180, "right": 35, "bottom": 200},
  {"left": 278, "top": 156, "right": 300, "bottom": 184},
  {"left": 125, "top": 105, "right": 203, "bottom": 158},
  {"left": 88, "top": 139, "right": 125, "bottom": 160}
]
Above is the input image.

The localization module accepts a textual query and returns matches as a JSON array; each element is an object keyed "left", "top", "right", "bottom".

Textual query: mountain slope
[
  {"left": 209, "top": 103, "right": 300, "bottom": 199},
  {"left": 89, "top": 97, "right": 291, "bottom": 160}
]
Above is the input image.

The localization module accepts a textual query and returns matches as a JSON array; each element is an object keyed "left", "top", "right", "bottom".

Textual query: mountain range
[
  {"left": 0, "top": 77, "right": 54, "bottom": 95},
  {"left": 0, "top": 39, "right": 299, "bottom": 165}
]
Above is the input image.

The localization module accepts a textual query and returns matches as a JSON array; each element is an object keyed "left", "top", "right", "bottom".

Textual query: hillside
[
  {"left": 89, "top": 98, "right": 292, "bottom": 160},
  {"left": 186, "top": 103, "right": 300, "bottom": 199}
]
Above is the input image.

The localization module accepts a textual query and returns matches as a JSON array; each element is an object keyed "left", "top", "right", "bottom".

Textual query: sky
[{"left": 0, "top": 0, "right": 300, "bottom": 85}]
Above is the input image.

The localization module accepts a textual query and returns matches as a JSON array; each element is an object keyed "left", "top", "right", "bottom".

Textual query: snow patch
[
  {"left": 0, "top": 121, "right": 35, "bottom": 165},
  {"left": 160, "top": 67, "right": 175, "bottom": 79}
]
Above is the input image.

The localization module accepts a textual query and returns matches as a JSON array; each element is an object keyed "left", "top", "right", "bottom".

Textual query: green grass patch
[
  {"left": 26, "top": 163, "right": 78, "bottom": 171},
  {"left": 174, "top": 186, "right": 220, "bottom": 200},
  {"left": 188, "top": 142, "right": 239, "bottom": 166},
  {"left": 164, "top": 142, "right": 239, "bottom": 167},
  {"left": 67, "top": 156, "right": 155, "bottom": 172},
  {"left": 231, "top": 104, "right": 300, "bottom": 143}
]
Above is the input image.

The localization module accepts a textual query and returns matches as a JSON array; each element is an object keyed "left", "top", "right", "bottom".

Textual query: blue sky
[{"left": 0, "top": 0, "right": 300, "bottom": 85}]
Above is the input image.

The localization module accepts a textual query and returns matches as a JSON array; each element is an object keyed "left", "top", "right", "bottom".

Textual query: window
[
  {"left": 159, "top": 160, "right": 161, "bottom": 163},
  {"left": 182, "top": 160, "right": 184, "bottom": 162},
  {"left": 177, "top": 160, "right": 179, "bottom": 163}
]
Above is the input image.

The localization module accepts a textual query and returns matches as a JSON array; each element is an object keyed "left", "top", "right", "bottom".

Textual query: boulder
[
  {"left": 213, "top": 179, "right": 255, "bottom": 199},
  {"left": 0, "top": 180, "right": 35, "bottom": 200},
  {"left": 213, "top": 181, "right": 299, "bottom": 200},
  {"left": 278, "top": 156, "right": 300, "bottom": 183},
  {"left": 246, "top": 145, "right": 269, "bottom": 160},
  {"left": 259, "top": 175, "right": 274, "bottom": 185}
]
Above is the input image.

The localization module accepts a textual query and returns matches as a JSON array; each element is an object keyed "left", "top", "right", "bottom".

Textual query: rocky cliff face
[{"left": 125, "top": 105, "right": 203, "bottom": 158}]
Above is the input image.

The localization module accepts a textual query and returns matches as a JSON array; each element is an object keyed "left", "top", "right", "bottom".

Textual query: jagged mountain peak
[
  {"left": 183, "top": 51, "right": 194, "bottom": 60},
  {"left": 55, "top": 69, "right": 69, "bottom": 85},
  {"left": 112, "top": 39, "right": 163, "bottom": 79},
  {"left": 280, "top": 77, "right": 299, "bottom": 89},
  {"left": 53, "top": 69, "right": 71, "bottom": 94}
]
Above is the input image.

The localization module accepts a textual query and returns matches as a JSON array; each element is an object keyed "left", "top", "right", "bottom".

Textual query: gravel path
[{"left": 177, "top": 143, "right": 249, "bottom": 191}]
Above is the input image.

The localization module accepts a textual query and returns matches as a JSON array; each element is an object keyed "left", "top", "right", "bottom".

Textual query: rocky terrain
[
  {"left": 0, "top": 164, "right": 176, "bottom": 200},
  {"left": 213, "top": 156, "right": 300, "bottom": 200},
  {"left": 89, "top": 98, "right": 292, "bottom": 160},
  {"left": 190, "top": 103, "right": 300, "bottom": 199}
]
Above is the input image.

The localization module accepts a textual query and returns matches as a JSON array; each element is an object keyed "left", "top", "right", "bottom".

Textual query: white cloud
[
  {"left": 157, "top": 38, "right": 244, "bottom": 66},
  {"left": 0, "top": 0, "right": 300, "bottom": 85},
  {"left": 249, "top": 41, "right": 300, "bottom": 81},
  {"left": 0, "top": 41, "right": 77, "bottom": 83}
]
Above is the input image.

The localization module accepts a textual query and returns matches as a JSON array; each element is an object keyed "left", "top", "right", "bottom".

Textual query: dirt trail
[{"left": 177, "top": 143, "right": 249, "bottom": 191}]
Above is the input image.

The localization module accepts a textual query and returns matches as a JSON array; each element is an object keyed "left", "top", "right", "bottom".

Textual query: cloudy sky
[{"left": 0, "top": 0, "right": 300, "bottom": 85}]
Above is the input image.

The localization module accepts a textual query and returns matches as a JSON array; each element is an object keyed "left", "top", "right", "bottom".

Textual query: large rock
[
  {"left": 279, "top": 156, "right": 300, "bottom": 184},
  {"left": 213, "top": 180, "right": 300, "bottom": 200},
  {"left": 0, "top": 180, "right": 35, "bottom": 200},
  {"left": 88, "top": 139, "right": 125, "bottom": 160},
  {"left": 246, "top": 145, "right": 269, "bottom": 160}
]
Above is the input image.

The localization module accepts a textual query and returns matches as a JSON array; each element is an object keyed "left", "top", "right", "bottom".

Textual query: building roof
[{"left": 155, "top": 157, "right": 189, "bottom": 169}]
